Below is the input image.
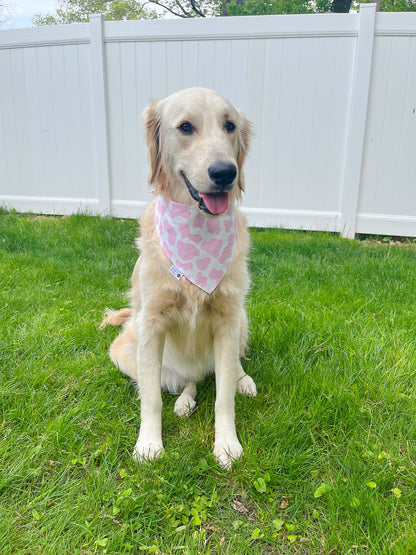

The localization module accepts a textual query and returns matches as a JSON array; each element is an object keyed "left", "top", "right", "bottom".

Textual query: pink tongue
[{"left": 200, "top": 192, "right": 229, "bottom": 215}]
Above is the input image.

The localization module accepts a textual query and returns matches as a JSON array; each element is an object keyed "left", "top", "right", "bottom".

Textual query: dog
[{"left": 101, "top": 87, "right": 257, "bottom": 469}]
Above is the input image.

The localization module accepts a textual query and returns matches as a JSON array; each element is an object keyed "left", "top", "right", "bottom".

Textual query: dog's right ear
[{"left": 143, "top": 100, "right": 165, "bottom": 192}]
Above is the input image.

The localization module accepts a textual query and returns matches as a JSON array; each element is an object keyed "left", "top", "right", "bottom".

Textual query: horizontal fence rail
[{"left": 1, "top": 6, "right": 416, "bottom": 238}]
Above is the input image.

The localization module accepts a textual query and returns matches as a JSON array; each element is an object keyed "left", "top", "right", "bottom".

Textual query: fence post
[
  {"left": 90, "top": 14, "right": 112, "bottom": 215},
  {"left": 340, "top": 3, "right": 376, "bottom": 238}
]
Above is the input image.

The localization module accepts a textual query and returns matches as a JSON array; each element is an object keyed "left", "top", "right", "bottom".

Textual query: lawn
[{"left": 1, "top": 209, "right": 416, "bottom": 554}]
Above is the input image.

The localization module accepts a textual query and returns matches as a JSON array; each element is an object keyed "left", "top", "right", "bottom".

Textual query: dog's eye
[
  {"left": 224, "top": 121, "right": 236, "bottom": 133},
  {"left": 178, "top": 122, "right": 194, "bottom": 135}
]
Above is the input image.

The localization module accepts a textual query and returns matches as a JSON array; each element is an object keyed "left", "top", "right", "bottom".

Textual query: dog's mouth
[{"left": 183, "top": 174, "right": 229, "bottom": 215}]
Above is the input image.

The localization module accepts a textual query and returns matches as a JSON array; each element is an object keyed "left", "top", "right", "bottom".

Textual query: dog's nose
[{"left": 207, "top": 161, "right": 237, "bottom": 188}]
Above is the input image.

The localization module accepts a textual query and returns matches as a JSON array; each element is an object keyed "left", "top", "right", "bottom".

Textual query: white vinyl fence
[{"left": 1, "top": 5, "right": 416, "bottom": 238}]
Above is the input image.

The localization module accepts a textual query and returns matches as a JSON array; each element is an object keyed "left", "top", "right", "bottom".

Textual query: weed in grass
[{"left": 1, "top": 213, "right": 416, "bottom": 553}]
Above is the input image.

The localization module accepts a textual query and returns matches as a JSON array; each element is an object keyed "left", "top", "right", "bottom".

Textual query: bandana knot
[{"left": 155, "top": 195, "right": 238, "bottom": 294}]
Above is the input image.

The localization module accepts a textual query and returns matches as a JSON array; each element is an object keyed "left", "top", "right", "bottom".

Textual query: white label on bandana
[
  {"left": 155, "top": 195, "right": 238, "bottom": 294},
  {"left": 169, "top": 265, "right": 183, "bottom": 280}
]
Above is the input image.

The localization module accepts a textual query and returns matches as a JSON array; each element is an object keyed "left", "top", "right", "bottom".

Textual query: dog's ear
[
  {"left": 237, "top": 115, "right": 251, "bottom": 193},
  {"left": 143, "top": 100, "right": 167, "bottom": 193}
]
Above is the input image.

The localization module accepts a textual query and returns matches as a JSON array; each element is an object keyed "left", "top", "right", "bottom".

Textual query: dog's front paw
[
  {"left": 133, "top": 438, "right": 164, "bottom": 463},
  {"left": 237, "top": 374, "right": 257, "bottom": 397},
  {"left": 214, "top": 439, "right": 243, "bottom": 470}
]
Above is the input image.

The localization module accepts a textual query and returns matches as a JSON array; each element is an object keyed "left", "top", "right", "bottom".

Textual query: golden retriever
[{"left": 102, "top": 87, "right": 256, "bottom": 469}]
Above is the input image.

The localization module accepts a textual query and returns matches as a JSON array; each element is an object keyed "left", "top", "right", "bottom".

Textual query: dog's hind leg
[{"left": 174, "top": 381, "right": 197, "bottom": 417}]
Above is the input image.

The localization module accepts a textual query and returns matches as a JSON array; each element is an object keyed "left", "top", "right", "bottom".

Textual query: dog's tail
[{"left": 100, "top": 308, "right": 133, "bottom": 329}]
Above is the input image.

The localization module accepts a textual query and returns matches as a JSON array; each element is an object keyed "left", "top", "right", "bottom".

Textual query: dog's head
[{"left": 144, "top": 87, "right": 251, "bottom": 215}]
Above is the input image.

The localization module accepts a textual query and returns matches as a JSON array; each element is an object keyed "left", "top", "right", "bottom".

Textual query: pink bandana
[{"left": 155, "top": 195, "right": 238, "bottom": 294}]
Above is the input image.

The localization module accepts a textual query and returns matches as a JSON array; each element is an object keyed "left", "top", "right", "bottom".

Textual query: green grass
[{"left": 1, "top": 210, "right": 416, "bottom": 554}]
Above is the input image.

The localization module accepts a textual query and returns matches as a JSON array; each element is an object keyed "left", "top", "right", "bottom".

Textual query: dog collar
[{"left": 155, "top": 195, "right": 238, "bottom": 294}]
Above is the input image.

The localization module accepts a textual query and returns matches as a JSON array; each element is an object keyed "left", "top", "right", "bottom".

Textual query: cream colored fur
[{"left": 102, "top": 88, "right": 256, "bottom": 469}]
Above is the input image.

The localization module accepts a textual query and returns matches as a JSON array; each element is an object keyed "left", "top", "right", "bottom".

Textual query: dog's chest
[{"left": 163, "top": 298, "right": 217, "bottom": 379}]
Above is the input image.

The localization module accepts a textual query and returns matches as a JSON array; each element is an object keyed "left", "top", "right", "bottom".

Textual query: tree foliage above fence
[
  {"left": 145, "top": 0, "right": 333, "bottom": 16},
  {"left": 33, "top": 0, "right": 416, "bottom": 25},
  {"left": 149, "top": 0, "right": 416, "bottom": 14},
  {"left": 33, "top": 0, "right": 335, "bottom": 23},
  {"left": 33, "top": 0, "right": 158, "bottom": 26}
]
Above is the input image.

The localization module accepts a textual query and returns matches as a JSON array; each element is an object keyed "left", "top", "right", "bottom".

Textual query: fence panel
[
  {"left": 0, "top": 24, "right": 98, "bottom": 213},
  {"left": 357, "top": 13, "right": 416, "bottom": 236}
]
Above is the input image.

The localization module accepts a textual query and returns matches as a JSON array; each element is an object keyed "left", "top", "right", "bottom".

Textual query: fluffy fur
[{"left": 102, "top": 87, "right": 256, "bottom": 469}]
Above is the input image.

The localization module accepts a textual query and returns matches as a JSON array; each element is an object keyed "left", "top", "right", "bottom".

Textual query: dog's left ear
[{"left": 237, "top": 115, "right": 251, "bottom": 193}]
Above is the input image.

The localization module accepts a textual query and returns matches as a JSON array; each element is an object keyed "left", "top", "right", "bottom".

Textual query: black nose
[{"left": 207, "top": 161, "right": 237, "bottom": 188}]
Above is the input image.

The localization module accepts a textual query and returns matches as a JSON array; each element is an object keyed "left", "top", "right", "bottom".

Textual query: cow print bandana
[{"left": 155, "top": 195, "right": 238, "bottom": 294}]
